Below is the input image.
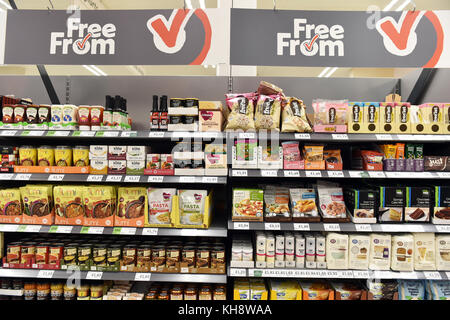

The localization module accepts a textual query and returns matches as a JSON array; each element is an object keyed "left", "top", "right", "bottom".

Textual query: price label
[
  {"left": 147, "top": 176, "right": 164, "bottom": 183},
  {"left": 400, "top": 135, "right": 415, "bottom": 140},
  {"left": 326, "top": 270, "right": 339, "bottom": 278},
  {"left": 78, "top": 131, "right": 96, "bottom": 137},
  {"left": 202, "top": 177, "right": 218, "bottom": 183},
  {"left": 16, "top": 174, "right": 31, "bottom": 180},
  {"left": 47, "top": 130, "right": 70, "bottom": 136},
  {"left": 23, "top": 225, "right": 42, "bottom": 233},
  {"left": 87, "top": 175, "right": 103, "bottom": 182},
  {"left": 97, "top": 131, "right": 119, "bottom": 137},
  {"left": 293, "top": 223, "right": 310, "bottom": 231},
  {"left": 202, "top": 132, "right": 219, "bottom": 139},
  {"left": 48, "top": 174, "right": 64, "bottom": 181},
  {"left": 398, "top": 272, "right": 418, "bottom": 279},
  {"left": 436, "top": 225, "right": 450, "bottom": 233},
  {"left": 261, "top": 170, "right": 277, "bottom": 177},
  {"left": 415, "top": 135, "right": 431, "bottom": 141},
  {"left": 149, "top": 131, "right": 165, "bottom": 138},
  {"left": 0, "top": 225, "right": 18, "bottom": 232},
  {"left": 265, "top": 223, "right": 281, "bottom": 230},
  {"left": 324, "top": 224, "right": 340, "bottom": 231},
  {"left": 86, "top": 271, "right": 103, "bottom": 280},
  {"left": 437, "top": 172, "right": 450, "bottom": 178},
  {"left": 106, "top": 175, "right": 122, "bottom": 182},
  {"left": 238, "top": 133, "right": 256, "bottom": 139},
  {"left": 55, "top": 226, "right": 73, "bottom": 233},
  {"left": 284, "top": 170, "right": 300, "bottom": 177},
  {"left": 180, "top": 176, "right": 196, "bottom": 183},
  {"left": 124, "top": 175, "right": 141, "bottom": 183},
  {"left": 171, "top": 131, "right": 190, "bottom": 138},
  {"left": 407, "top": 225, "right": 426, "bottom": 232},
  {"left": 353, "top": 270, "right": 370, "bottom": 278},
  {"left": 180, "top": 267, "right": 189, "bottom": 273},
  {"left": 0, "top": 130, "right": 17, "bottom": 136},
  {"left": 355, "top": 224, "right": 372, "bottom": 232},
  {"left": 424, "top": 272, "right": 442, "bottom": 280},
  {"left": 375, "top": 134, "right": 393, "bottom": 140},
  {"left": 26, "top": 130, "right": 45, "bottom": 136},
  {"left": 0, "top": 174, "right": 14, "bottom": 180},
  {"left": 81, "top": 227, "right": 104, "bottom": 234},
  {"left": 233, "top": 222, "right": 249, "bottom": 230},
  {"left": 369, "top": 171, "right": 385, "bottom": 178},
  {"left": 305, "top": 171, "right": 322, "bottom": 178},
  {"left": 121, "top": 131, "right": 137, "bottom": 137},
  {"left": 380, "top": 224, "right": 400, "bottom": 232},
  {"left": 328, "top": 171, "right": 344, "bottom": 178},
  {"left": 233, "top": 170, "right": 248, "bottom": 177},
  {"left": 332, "top": 134, "right": 348, "bottom": 140},
  {"left": 37, "top": 270, "right": 54, "bottom": 278},
  {"left": 415, "top": 172, "right": 433, "bottom": 178},
  {"left": 142, "top": 228, "right": 158, "bottom": 236},
  {"left": 120, "top": 227, "right": 137, "bottom": 235},
  {"left": 134, "top": 273, "right": 151, "bottom": 281},
  {"left": 294, "top": 133, "right": 310, "bottom": 139},
  {"left": 230, "top": 268, "right": 247, "bottom": 277}
]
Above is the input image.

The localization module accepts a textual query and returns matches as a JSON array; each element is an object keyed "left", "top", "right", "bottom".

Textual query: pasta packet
[{"left": 178, "top": 190, "right": 207, "bottom": 225}]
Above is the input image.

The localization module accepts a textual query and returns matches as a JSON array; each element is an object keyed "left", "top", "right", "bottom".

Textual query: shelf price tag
[
  {"left": 121, "top": 131, "right": 137, "bottom": 137},
  {"left": 353, "top": 270, "right": 370, "bottom": 278},
  {"left": 324, "top": 224, "right": 340, "bottom": 232},
  {"left": 230, "top": 268, "right": 247, "bottom": 277},
  {"left": 261, "top": 170, "right": 277, "bottom": 177},
  {"left": 328, "top": 171, "right": 344, "bottom": 178},
  {"left": 124, "top": 176, "right": 141, "bottom": 183},
  {"left": 148, "top": 132, "right": 165, "bottom": 138},
  {"left": 86, "top": 271, "right": 103, "bottom": 280},
  {"left": 238, "top": 132, "right": 256, "bottom": 139},
  {"left": 37, "top": 270, "right": 54, "bottom": 278},
  {"left": 233, "top": 222, "right": 249, "bottom": 230},
  {"left": 55, "top": 226, "right": 73, "bottom": 233},
  {"left": 0, "top": 224, "right": 18, "bottom": 232},
  {"left": 332, "top": 134, "right": 348, "bottom": 140},
  {"left": 180, "top": 176, "right": 196, "bottom": 183},
  {"left": 106, "top": 175, "right": 122, "bottom": 182},
  {"left": 96, "top": 131, "right": 119, "bottom": 137},
  {"left": 81, "top": 227, "right": 104, "bottom": 234},
  {"left": 294, "top": 133, "right": 310, "bottom": 139},
  {"left": 0, "top": 174, "right": 14, "bottom": 180},
  {"left": 305, "top": 171, "right": 322, "bottom": 178},
  {"left": 202, "top": 177, "right": 218, "bottom": 183},
  {"left": 48, "top": 174, "right": 64, "bottom": 181},
  {"left": 368, "top": 171, "right": 385, "bottom": 178},
  {"left": 355, "top": 224, "right": 372, "bottom": 232},
  {"left": 22, "top": 225, "right": 41, "bottom": 233},
  {"left": 265, "top": 223, "right": 281, "bottom": 230},
  {"left": 23, "top": 130, "right": 45, "bottom": 136},
  {"left": 0, "top": 130, "right": 17, "bottom": 136},
  {"left": 349, "top": 171, "right": 363, "bottom": 178},
  {"left": 436, "top": 225, "right": 450, "bottom": 233},
  {"left": 72, "top": 131, "right": 95, "bottom": 137},
  {"left": 407, "top": 225, "right": 426, "bottom": 232},
  {"left": 424, "top": 272, "right": 442, "bottom": 280},
  {"left": 437, "top": 172, "right": 450, "bottom": 178},
  {"left": 293, "top": 223, "right": 310, "bottom": 231},
  {"left": 134, "top": 273, "right": 151, "bottom": 281},
  {"left": 142, "top": 228, "right": 158, "bottom": 236},
  {"left": 47, "top": 130, "right": 70, "bottom": 137},
  {"left": 375, "top": 134, "right": 393, "bottom": 140},
  {"left": 147, "top": 176, "right": 164, "bottom": 183},
  {"left": 284, "top": 170, "right": 300, "bottom": 177},
  {"left": 380, "top": 224, "right": 400, "bottom": 232},
  {"left": 233, "top": 170, "right": 248, "bottom": 177},
  {"left": 87, "top": 175, "right": 103, "bottom": 182},
  {"left": 120, "top": 227, "right": 137, "bottom": 235},
  {"left": 16, "top": 174, "right": 31, "bottom": 180}
]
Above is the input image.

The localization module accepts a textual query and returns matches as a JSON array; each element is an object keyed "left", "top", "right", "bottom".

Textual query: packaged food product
[
  {"left": 326, "top": 233, "right": 349, "bottom": 269},
  {"left": 269, "top": 280, "right": 301, "bottom": 300},
  {"left": 260, "top": 144, "right": 281, "bottom": 163},
  {"left": 146, "top": 188, "right": 176, "bottom": 226},
  {"left": 426, "top": 280, "right": 450, "bottom": 300},
  {"left": 116, "top": 187, "right": 147, "bottom": 227},
  {"left": 73, "top": 146, "right": 89, "bottom": 167},
  {"left": 434, "top": 186, "right": 450, "bottom": 223},
  {"left": 398, "top": 280, "right": 425, "bottom": 300},
  {"left": 224, "top": 93, "right": 256, "bottom": 131},
  {"left": 379, "top": 187, "right": 405, "bottom": 222},
  {"left": 300, "top": 281, "right": 333, "bottom": 300},
  {"left": 405, "top": 187, "right": 431, "bottom": 222},
  {"left": 89, "top": 145, "right": 108, "bottom": 159},
  {"left": 344, "top": 188, "right": 377, "bottom": 220},
  {"left": 53, "top": 186, "right": 84, "bottom": 225},
  {"left": 254, "top": 94, "right": 281, "bottom": 130},
  {"left": 391, "top": 234, "right": 414, "bottom": 272},
  {"left": 19, "top": 146, "right": 37, "bottom": 166},
  {"left": 317, "top": 186, "right": 347, "bottom": 219},
  {"left": 413, "top": 233, "right": 436, "bottom": 270},
  {"left": 257, "top": 81, "right": 283, "bottom": 96},
  {"left": 324, "top": 149, "right": 342, "bottom": 170},
  {"left": 312, "top": 99, "right": 348, "bottom": 132},
  {"left": 83, "top": 186, "right": 114, "bottom": 226},
  {"left": 108, "top": 146, "right": 127, "bottom": 160},
  {"left": 21, "top": 185, "right": 54, "bottom": 225},
  {"left": 55, "top": 146, "right": 72, "bottom": 167},
  {"left": 37, "top": 146, "right": 54, "bottom": 166},
  {"left": 89, "top": 159, "right": 108, "bottom": 175},
  {"left": 146, "top": 154, "right": 160, "bottom": 169},
  {"left": 289, "top": 188, "right": 318, "bottom": 218},
  {"left": 232, "top": 188, "right": 264, "bottom": 221},
  {"left": 204, "top": 144, "right": 226, "bottom": 170},
  {"left": 62, "top": 105, "right": 77, "bottom": 129},
  {"left": 0, "top": 188, "right": 22, "bottom": 223},
  {"left": 108, "top": 160, "right": 126, "bottom": 174},
  {"left": 264, "top": 186, "right": 291, "bottom": 222},
  {"left": 348, "top": 234, "right": 370, "bottom": 270},
  {"left": 332, "top": 282, "right": 364, "bottom": 300},
  {"left": 160, "top": 154, "right": 174, "bottom": 170},
  {"left": 178, "top": 190, "right": 207, "bottom": 225},
  {"left": 369, "top": 234, "right": 391, "bottom": 270},
  {"left": 199, "top": 101, "right": 224, "bottom": 132},
  {"left": 303, "top": 145, "right": 324, "bottom": 162},
  {"left": 126, "top": 160, "right": 145, "bottom": 175},
  {"left": 77, "top": 105, "right": 90, "bottom": 129},
  {"left": 363, "top": 102, "right": 380, "bottom": 132},
  {"left": 281, "top": 97, "right": 312, "bottom": 133},
  {"left": 436, "top": 234, "right": 450, "bottom": 270}
]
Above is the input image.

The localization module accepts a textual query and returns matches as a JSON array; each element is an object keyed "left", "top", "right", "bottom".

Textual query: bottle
[
  {"left": 112, "top": 95, "right": 122, "bottom": 130},
  {"left": 150, "top": 95, "right": 160, "bottom": 131},
  {"left": 122, "top": 98, "right": 129, "bottom": 131},
  {"left": 103, "top": 95, "right": 113, "bottom": 129},
  {"left": 159, "top": 95, "right": 168, "bottom": 131}
]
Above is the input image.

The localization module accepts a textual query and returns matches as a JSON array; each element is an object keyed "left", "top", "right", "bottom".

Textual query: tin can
[
  {"left": 35, "top": 243, "right": 50, "bottom": 264},
  {"left": 151, "top": 245, "right": 166, "bottom": 267},
  {"left": 63, "top": 243, "right": 78, "bottom": 265},
  {"left": 122, "top": 244, "right": 137, "bottom": 266},
  {"left": 196, "top": 246, "right": 210, "bottom": 268},
  {"left": 137, "top": 245, "right": 151, "bottom": 268},
  {"left": 166, "top": 245, "right": 180, "bottom": 268},
  {"left": 7, "top": 242, "right": 21, "bottom": 264},
  {"left": 49, "top": 243, "right": 64, "bottom": 265},
  {"left": 182, "top": 246, "right": 196, "bottom": 268}
]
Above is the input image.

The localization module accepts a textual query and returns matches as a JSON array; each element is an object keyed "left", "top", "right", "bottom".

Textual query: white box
[
  {"left": 306, "top": 235, "right": 316, "bottom": 262},
  {"left": 436, "top": 234, "right": 450, "bottom": 271},
  {"left": 127, "top": 146, "right": 148, "bottom": 160},
  {"left": 275, "top": 235, "right": 285, "bottom": 261},
  {"left": 89, "top": 145, "right": 108, "bottom": 159},
  {"left": 316, "top": 236, "right": 326, "bottom": 263}
]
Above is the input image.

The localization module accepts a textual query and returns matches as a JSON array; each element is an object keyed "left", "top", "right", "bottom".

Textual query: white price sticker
[
  {"left": 172, "top": 131, "right": 189, "bottom": 138},
  {"left": 305, "top": 171, "right": 322, "bottom": 178},
  {"left": 37, "top": 270, "right": 54, "bottom": 278},
  {"left": 324, "top": 224, "right": 340, "bottom": 231},
  {"left": 27, "top": 130, "right": 44, "bottom": 136},
  {"left": 106, "top": 175, "right": 122, "bottom": 182},
  {"left": 86, "top": 271, "right": 103, "bottom": 280},
  {"left": 180, "top": 267, "right": 189, "bottom": 273},
  {"left": 436, "top": 225, "right": 450, "bottom": 233},
  {"left": 437, "top": 172, "right": 450, "bottom": 178},
  {"left": 380, "top": 224, "right": 400, "bottom": 232},
  {"left": 55, "top": 226, "right": 73, "bottom": 233},
  {"left": 121, "top": 131, "right": 137, "bottom": 137},
  {"left": 415, "top": 172, "right": 433, "bottom": 178},
  {"left": 149, "top": 132, "right": 165, "bottom": 138},
  {"left": 353, "top": 270, "right": 370, "bottom": 278},
  {"left": 202, "top": 132, "right": 219, "bottom": 139},
  {"left": 400, "top": 135, "right": 415, "bottom": 140},
  {"left": 88, "top": 227, "right": 104, "bottom": 234},
  {"left": 120, "top": 227, "right": 137, "bottom": 235},
  {"left": 79, "top": 131, "right": 96, "bottom": 137},
  {"left": 233, "top": 222, "right": 249, "bottom": 230},
  {"left": 25, "top": 225, "right": 42, "bottom": 233},
  {"left": 349, "top": 171, "right": 364, "bottom": 178},
  {"left": 0, "top": 174, "right": 14, "bottom": 180},
  {"left": 332, "top": 134, "right": 348, "bottom": 140},
  {"left": 52, "top": 131, "right": 70, "bottom": 136},
  {"left": 124, "top": 175, "right": 141, "bottom": 183},
  {"left": 180, "top": 176, "right": 196, "bottom": 183},
  {"left": 375, "top": 134, "right": 393, "bottom": 140},
  {"left": 369, "top": 171, "right": 386, "bottom": 178},
  {"left": 328, "top": 171, "right": 344, "bottom": 178},
  {"left": 230, "top": 268, "right": 246, "bottom": 277},
  {"left": 398, "top": 272, "right": 419, "bottom": 279},
  {"left": 87, "top": 175, "right": 103, "bottom": 182},
  {"left": 294, "top": 133, "right": 310, "bottom": 139},
  {"left": 202, "top": 177, "right": 218, "bottom": 183},
  {"left": 265, "top": 223, "right": 281, "bottom": 230},
  {"left": 233, "top": 170, "right": 248, "bottom": 177},
  {"left": 142, "top": 228, "right": 158, "bottom": 236},
  {"left": 134, "top": 273, "right": 151, "bottom": 281},
  {"left": 284, "top": 170, "right": 300, "bottom": 177},
  {"left": 16, "top": 174, "right": 31, "bottom": 180},
  {"left": 355, "top": 224, "right": 372, "bottom": 232},
  {"left": 147, "top": 176, "right": 164, "bottom": 183},
  {"left": 0, "top": 225, "right": 18, "bottom": 232},
  {"left": 238, "top": 132, "right": 256, "bottom": 139},
  {"left": 294, "top": 223, "right": 310, "bottom": 231},
  {"left": 102, "top": 131, "right": 119, "bottom": 137},
  {"left": 407, "top": 225, "right": 426, "bottom": 232},
  {"left": 424, "top": 272, "right": 442, "bottom": 280},
  {"left": 326, "top": 270, "right": 339, "bottom": 278},
  {"left": 48, "top": 174, "right": 64, "bottom": 181},
  {"left": 261, "top": 170, "right": 277, "bottom": 177},
  {"left": 0, "top": 130, "right": 17, "bottom": 136}
]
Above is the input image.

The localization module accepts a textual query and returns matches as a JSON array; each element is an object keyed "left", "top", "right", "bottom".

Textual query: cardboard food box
[
  {"left": 0, "top": 188, "right": 23, "bottom": 224},
  {"left": 269, "top": 280, "right": 302, "bottom": 300},
  {"left": 126, "top": 146, "right": 148, "bottom": 161},
  {"left": 394, "top": 102, "right": 411, "bottom": 134},
  {"left": 108, "top": 160, "right": 126, "bottom": 175},
  {"left": 344, "top": 188, "right": 378, "bottom": 223},
  {"left": 411, "top": 103, "right": 444, "bottom": 134},
  {"left": 363, "top": 102, "right": 380, "bottom": 133},
  {"left": 89, "top": 145, "right": 108, "bottom": 159},
  {"left": 405, "top": 187, "right": 431, "bottom": 222},
  {"left": 347, "top": 102, "right": 364, "bottom": 133},
  {"left": 199, "top": 101, "right": 224, "bottom": 132},
  {"left": 54, "top": 185, "right": 85, "bottom": 225},
  {"left": 114, "top": 187, "right": 147, "bottom": 227},
  {"left": 108, "top": 146, "right": 127, "bottom": 160},
  {"left": 20, "top": 185, "right": 55, "bottom": 225},
  {"left": 300, "top": 281, "right": 335, "bottom": 300},
  {"left": 379, "top": 186, "right": 405, "bottom": 222},
  {"left": 232, "top": 188, "right": 264, "bottom": 221},
  {"left": 380, "top": 102, "right": 396, "bottom": 133},
  {"left": 126, "top": 160, "right": 145, "bottom": 175},
  {"left": 90, "top": 159, "right": 108, "bottom": 175},
  {"left": 83, "top": 185, "right": 115, "bottom": 227},
  {"left": 332, "top": 282, "right": 368, "bottom": 300},
  {"left": 433, "top": 186, "right": 450, "bottom": 224}
]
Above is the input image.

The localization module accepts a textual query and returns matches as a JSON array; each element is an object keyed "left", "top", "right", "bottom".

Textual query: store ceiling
[{"left": 0, "top": 0, "right": 448, "bottom": 78}]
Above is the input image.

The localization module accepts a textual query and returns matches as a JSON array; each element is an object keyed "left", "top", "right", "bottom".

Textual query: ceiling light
[
  {"left": 89, "top": 65, "right": 107, "bottom": 76},
  {"left": 395, "top": 0, "right": 411, "bottom": 11},
  {"left": 324, "top": 67, "right": 338, "bottom": 78},
  {"left": 317, "top": 67, "right": 330, "bottom": 78},
  {"left": 383, "top": 0, "right": 400, "bottom": 11},
  {"left": 0, "top": 0, "right": 12, "bottom": 10},
  {"left": 83, "top": 65, "right": 101, "bottom": 76}
]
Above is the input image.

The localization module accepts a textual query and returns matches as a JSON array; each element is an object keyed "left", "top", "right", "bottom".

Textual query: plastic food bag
[
  {"left": 312, "top": 99, "right": 348, "bottom": 125},
  {"left": 281, "top": 97, "right": 312, "bottom": 133},
  {"left": 225, "top": 93, "right": 256, "bottom": 131},
  {"left": 178, "top": 190, "right": 207, "bottom": 225},
  {"left": 255, "top": 94, "right": 282, "bottom": 130}
]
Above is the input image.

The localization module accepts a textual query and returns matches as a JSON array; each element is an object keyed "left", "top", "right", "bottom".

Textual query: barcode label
[
  {"left": 106, "top": 175, "right": 122, "bottom": 182},
  {"left": 233, "top": 170, "right": 248, "bottom": 177},
  {"left": 284, "top": 170, "right": 300, "bottom": 177},
  {"left": 324, "top": 224, "right": 340, "bottom": 231}
]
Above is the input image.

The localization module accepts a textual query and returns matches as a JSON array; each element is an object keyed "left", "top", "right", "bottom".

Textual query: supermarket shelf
[
  {"left": 0, "top": 129, "right": 225, "bottom": 140},
  {"left": 228, "top": 268, "right": 449, "bottom": 280},
  {"left": 0, "top": 173, "right": 227, "bottom": 184},
  {"left": 228, "top": 220, "right": 450, "bottom": 233},
  {"left": 0, "top": 222, "right": 228, "bottom": 237},
  {"left": 0, "top": 268, "right": 227, "bottom": 283},
  {"left": 229, "top": 169, "right": 450, "bottom": 179},
  {"left": 0, "top": 289, "right": 24, "bottom": 296}
]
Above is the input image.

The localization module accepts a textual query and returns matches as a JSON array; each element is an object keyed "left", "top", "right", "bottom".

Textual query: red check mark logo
[
  {"left": 304, "top": 34, "right": 320, "bottom": 51},
  {"left": 379, "top": 11, "right": 421, "bottom": 50},
  {"left": 150, "top": 10, "right": 189, "bottom": 48},
  {"left": 76, "top": 33, "right": 92, "bottom": 50}
]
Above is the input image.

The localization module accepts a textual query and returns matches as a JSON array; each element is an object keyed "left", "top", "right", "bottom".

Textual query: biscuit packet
[
  {"left": 254, "top": 94, "right": 282, "bottom": 131},
  {"left": 178, "top": 190, "right": 207, "bottom": 225},
  {"left": 225, "top": 93, "right": 256, "bottom": 131},
  {"left": 281, "top": 97, "right": 312, "bottom": 132}
]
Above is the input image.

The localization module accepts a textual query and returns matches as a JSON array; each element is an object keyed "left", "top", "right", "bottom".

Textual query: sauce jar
[
  {"left": 38, "top": 105, "right": 51, "bottom": 125},
  {"left": 182, "top": 246, "right": 196, "bottom": 268},
  {"left": 199, "top": 285, "right": 212, "bottom": 300},
  {"left": 63, "top": 243, "right": 78, "bottom": 266},
  {"left": 90, "top": 284, "right": 104, "bottom": 300},
  {"left": 2, "top": 105, "right": 14, "bottom": 123},
  {"left": 122, "top": 244, "right": 137, "bottom": 267},
  {"left": 19, "top": 146, "right": 37, "bottom": 166},
  {"left": 213, "top": 285, "right": 226, "bottom": 300},
  {"left": 77, "top": 284, "right": 90, "bottom": 300},
  {"left": 55, "top": 146, "right": 72, "bottom": 167},
  {"left": 73, "top": 146, "right": 89, "bottom": 167},
  {"left": 36, "top": 283, "right": 50, "bottom": 300},
  {"left": 64, "top": 285, "right": 76, "bottom": 300},
  {"left": 77, "top": 244, "right": 92, "bottom": 266},
  {"left": 107, "top": 244, "right": 122, "bottom": 267},
  {"left": 184, "top": 286, "right": 198, "bottom": 300},
  {"left": 158, "top": 289, "right": 169, "bottom": 300},
  {"left": 13, "top": 104, "right": 26, "bottom": 124},
  {"left": 137, "top": 245, "right": 151, "bottom": 268},
  {"left": 24, "top": 282, "right": 36, "bottom": 300},
  {"left": 196, "top": 246, "right": 210, "bottom": 269},
  {"left": 170, "top": 287, "right": 183, "bottom": 300},
  {"left": 90, "top": 106, "right": 104, "bottom": 130},
  {"left": 211, "top": 246, "right": 225, "bottom": 269},
  {"left": 152, "top": 245, "right": 166, "bottom": 267},
  {"left": 25, "top": 105, "right": 38, "bottom": 124},
  {"left": 93, "top": 244, "right": 107, "bottom": 266},
  {"left": 51, "top": 283, "right": 63, "bottom": 300},
  {"left": 37, "top": 146, "right": 54, "bottom": 166},
  {"left": 166, "top": 245, "right": 180, "bottom": 268},
  {"left": 77, "top": 105, "right": 91, "bottom": 130}
]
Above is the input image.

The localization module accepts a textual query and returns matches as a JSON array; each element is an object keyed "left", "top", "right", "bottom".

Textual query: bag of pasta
[
  {"left": 281, "top": 97, "right": 312, "bottom": 133},
  {"left": 178, "top": 190, "right": 207, "bottom": 225},
  {"left": 224, "top": 93, "right": 256, "bottom": 131},
  {"left": 255, "top": 94, "right": 282, "bottom": 130}
]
